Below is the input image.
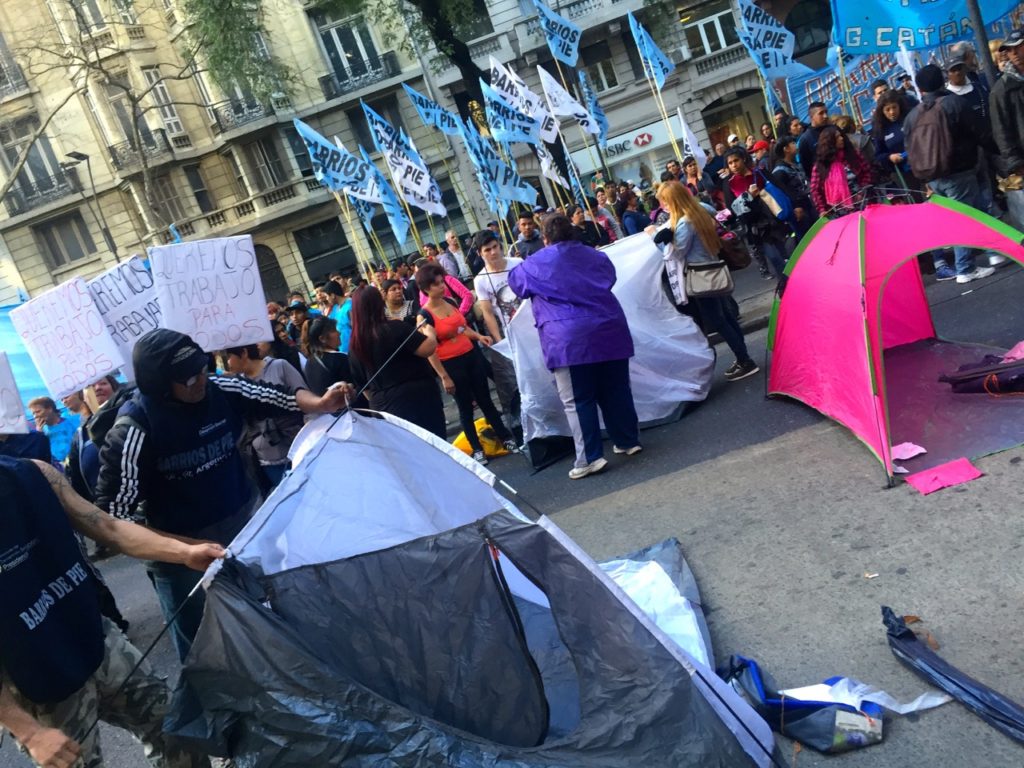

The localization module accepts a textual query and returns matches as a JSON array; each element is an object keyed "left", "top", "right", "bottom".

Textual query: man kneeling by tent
[{"left": 0, "top": 455, "right": 222, "bottom": 768}]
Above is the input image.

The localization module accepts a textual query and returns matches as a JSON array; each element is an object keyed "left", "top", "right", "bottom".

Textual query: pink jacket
[{"left": 418, "top": 274, "right": 473, "bottom": 315}]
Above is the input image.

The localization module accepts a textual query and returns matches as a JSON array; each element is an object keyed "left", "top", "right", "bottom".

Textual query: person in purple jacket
[{"left": 508, "top": 214, "right": 641, "bottom": 480}]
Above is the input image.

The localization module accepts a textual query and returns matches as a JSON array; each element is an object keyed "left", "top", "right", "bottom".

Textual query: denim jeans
[
  {"left": 695, "top": 296, "right": 752, "bottom": 365},
  {"left": 928, "top": 169, "right": 981, "bottom": 275},
  {"left": 146, "top": 560, "right": 206, "bottom": 662}
]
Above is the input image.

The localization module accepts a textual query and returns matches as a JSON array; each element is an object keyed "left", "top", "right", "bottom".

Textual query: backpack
[{"left": 906, "top": 98, "right": 952, "bottom": 182}]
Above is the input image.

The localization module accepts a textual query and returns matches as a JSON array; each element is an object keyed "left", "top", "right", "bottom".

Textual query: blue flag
[
  {"left": 347, "top": 193, "right": 376, "bottom": 234},
  {"left": 831, "top": 0, "right": 1018, "bottom": 53},
  {"left": 577, "top": 71, "right": 608, "bottom": 150},
  {"left": 530, "top": 0, "right": 582, "bottom": 67},
  {"left": 292, "top": 118, "right": 376, "bottom": 194},
  {"left": 481, "top": 80, "right": 540, "bottom": 145},
  {"left": 359, "top": 145, "right": 410, "bottom": 246},
  {"left": 627, "top": 12, "right": 674, "bottom": 90},
  {"left": 459, "top": 120, "right": 536, "bottom": 210},
  {"left": 560, "top": 136, "right": 586, "bottom": 208},
  {"left": 402, "top": 82, "right": 460, "bottom": 136}
]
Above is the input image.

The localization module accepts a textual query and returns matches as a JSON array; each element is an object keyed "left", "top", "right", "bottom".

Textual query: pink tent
[{"left": 767, "top": 198, "right": 1024, "bottom": 480}]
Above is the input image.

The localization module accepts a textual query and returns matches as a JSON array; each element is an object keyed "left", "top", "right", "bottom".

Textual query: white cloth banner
[
  {"left": 9, "top": 278, "right": 125, "bottom": 400},
  {"left": 677, "top": 108, "right": 708, "bottom": 173},
  {"left": 0, "top": 352, "right": 28, "bottom": 434},
  {"left": 537, "top": 67, "right": 599, "bottom": 135},
  {"left": 149, "top": 236, "right": 273, "bottom": 352},
  {"left": 496, "top": 234, "right": 716, "bottom": 442},
  {"left": 490, "top": 56, "right": 558, "bottom": 144},
  {"left": 86, "top": 255, "right": 161, "bottom": 382}
]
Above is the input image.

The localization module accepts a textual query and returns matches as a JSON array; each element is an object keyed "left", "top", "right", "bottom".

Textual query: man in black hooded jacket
[{"left": 95, "top": 329, "right": 349, "bottom": 660}]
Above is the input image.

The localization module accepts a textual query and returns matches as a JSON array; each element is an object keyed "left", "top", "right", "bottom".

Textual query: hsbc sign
[{"left": 570, "top": 119, "right": 681, "bottom": 174}]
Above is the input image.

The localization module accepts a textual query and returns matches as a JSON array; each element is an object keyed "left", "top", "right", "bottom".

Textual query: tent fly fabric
[
  {"left": 767, "top": 198, "right": 1024, "bottom": 480},
  {"left": 496, "top": 234, "right": 716, "bottom": 466},
  {"left": 170, "top": 411, "right": 778, "bottom": 766}
]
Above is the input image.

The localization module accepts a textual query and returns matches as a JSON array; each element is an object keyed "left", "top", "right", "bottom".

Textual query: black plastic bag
[{"left": 882, "top": 607, "right": 1024, "bottom": 745}]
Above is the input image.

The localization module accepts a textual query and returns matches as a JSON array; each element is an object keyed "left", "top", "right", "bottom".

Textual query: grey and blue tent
[{"left": 170, "top": 410, "right": 779, "bottom": 766}]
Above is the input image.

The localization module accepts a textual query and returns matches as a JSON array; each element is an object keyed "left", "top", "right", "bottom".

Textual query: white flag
[
  {"left": 537, "top": 67, "right": 599, "bottom": 135},
  {"left": 537, "top": 142, "right": 570, "bottom": 189},
  {"left": 676, "top": 108, "right": 708, "bottom": 173},
  {"left": 490, "top": 57, "right": 558, "bottom": 144}
]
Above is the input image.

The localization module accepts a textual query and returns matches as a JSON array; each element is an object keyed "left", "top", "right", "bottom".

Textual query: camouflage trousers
[{"left": 7, "top": 620, "right": 209, "bottom": 768}]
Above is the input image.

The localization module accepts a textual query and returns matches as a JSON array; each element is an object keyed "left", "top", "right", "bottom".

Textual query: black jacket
[
  {"left": 797, "top": 125, "right": 825, "bottom": 177},
  {"left": 903, "top": 89, "right": 986, "bottom": 177},
  {"left": 990, "top": 73, "right": 1024, "bottom": 176}
]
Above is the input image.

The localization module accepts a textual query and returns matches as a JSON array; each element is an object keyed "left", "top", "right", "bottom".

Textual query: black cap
[
  {"left": 168, "top": 342, "right": 207, "bottom": 383},
  {"left": 1000, "top": 28, "right": 1024, "bottom": 50},
  {"left": 945, "top": 52, "right": 967, "bottom": 69},
  {"left": 132, "top": 329, "right": 207, "bottom": 396}
]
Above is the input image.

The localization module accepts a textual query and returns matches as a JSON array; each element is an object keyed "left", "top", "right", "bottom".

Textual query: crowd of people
[{"left": 3, "top": 33, "right": 1024, "bottom": 768}]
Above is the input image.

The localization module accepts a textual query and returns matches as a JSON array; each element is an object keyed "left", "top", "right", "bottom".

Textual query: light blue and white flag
[
  {"left": 530, "top": 0, "right": 582, "bottom": 66},
  {"left": 831, "top": 0, "right": 1018, "bottom": 53},
  {"left": 293, "top": 118, "right": 376, "bottom": 194},
  {"left": 348, "top": 193, "right": 376, "bottom": 234},
  {"left": 359, "top": 145, "right": 410, "bottom": 246},
  {"left": 627, "top": 12, "right": 674, "bottom": 90},
  {"left": 488, "top": 56, "right": 559, "bottom": 144},
  {"left": 577, "top": 71, "right": 608, "bottom": 150},
  {"left": 481, "top": 79, "right": 541, "bottom": 145},
  {"left": 537, "top": 66, "right": 599, "bottom": 135},
  {"left": 362, "top": 102, "right": 432, "bottom": 197},
  {"left": 560, "top": 136, "right": 586, "bottom": 207},
  {"left": 333, "top": 136, "right": 381, "bottom": 203},
  {"left": 676, "top": 108, "right": 707, "bottom": 173},
  {"left": 736, "top": 0, "right": 813, "bottom": 79},
  {"left": 402, "top": 82, "right": 460, "bottom": 136},
  {"left": 461, "top": 120, "right": 537, "bottom": 208},
  {"left": 400, "top": 130, "right": 447, "bottom": 217}
]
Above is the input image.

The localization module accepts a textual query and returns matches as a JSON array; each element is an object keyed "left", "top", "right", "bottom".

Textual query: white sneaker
[
  {"left": 613, "top": 445, "right": 643, "bottom": 455},
  {"left": 988, "top": 254, "right": 1010, "bottom": 268},
  {"left": 956, "top": 266, "right": 995, "bottom": 284},
  {"left": 568, "top": 457, "right": 608, "bottom": 479}
]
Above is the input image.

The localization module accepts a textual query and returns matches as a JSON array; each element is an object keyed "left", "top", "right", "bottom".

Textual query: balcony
[
  {"left": 108, "top": 129, "right": 174, "bottom": 172},
  {"left": 693, "top": 43, "right": 751, "bottom": 78},
  {"left": 524, "top": 0, "right": 605, "bottom": 37},
  {"left": 318, "top": 51, "right": 401, "bottom": 101},
  {"left": 2, "top": 171, "right": 76, "bottom": 217},
  {"left": 210, "top": 99, "right": 275, "bottom": 135},
  {"left": 0, "top": 60, "right": 29, "bottom": 99}
]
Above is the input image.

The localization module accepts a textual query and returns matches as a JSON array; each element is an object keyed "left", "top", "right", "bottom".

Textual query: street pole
[
  {"left": 67, "top": 151, "right": 119, "bottom": 263},
  {"left": 966, "top": 0, "right": 999, "bottom": 85}
]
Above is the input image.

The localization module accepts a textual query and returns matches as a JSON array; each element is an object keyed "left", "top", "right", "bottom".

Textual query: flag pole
[
  {"left": 379, "top": 159, "right": 424, "bottom": 254},
  {"left": 431, "top": 133, "right": 481, "bottom": 232},
  {"left": 333, "top": 192, "right": 373, "bottom": 274},
  {"left": 758, "top": 70, "right": 778, "bottom": 139},
  {"left": 835, "top": 45, "right": 856, "bottom": 116},
  {"left": 634, "top": 54, "right": 683, "bottom": 163}
]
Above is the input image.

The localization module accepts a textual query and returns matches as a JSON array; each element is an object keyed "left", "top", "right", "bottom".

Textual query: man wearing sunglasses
[{"left": 94, "top": 329, "right": 351, "bottom": 661}]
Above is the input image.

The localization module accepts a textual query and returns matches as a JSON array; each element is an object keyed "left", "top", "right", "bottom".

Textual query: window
[
  {"left": 104, "top": 78, "right": 155, "bottom": 147},
  {"left": 113, "top": 0, "right": 137, "bottom": 24},
  {"left": 787, "top": 0, "right": 832, "bottom": 58},
  {"left": 312, "top": 12, "right": 382, "bottom": 85},
  {"left": 680, "top": 0, "right": 739, "bottom": 58},
  {"left": 189, "top": 65, "right": 217, "bottom": 122},
  {"left": 34, "top": 212, "right": 96, "bottom": 267},
  {"left": 346, "top": 94, "right": 404, "bottom": 153},
  {"left": 283, "top": 126, "right": 314, "bottom": 178},
  {"left": 82, "top": 90, "right": 111, "bottom": 144},
  {"left": 0, "top": 31, "right": 25, "bottom": 95},
  {"left": 184, "top": 164, "right": 216, "bottom": 213},
  {"left": 141, "top": 67, "right": 185, "bottom": 136},
  {"left": 581, "top": 42, "right": 618, "bottom": 92},
  {"left": 293, "top": 217, "right": 355, "bottom": 277},
  {"left": 224, "top": 150, "right": 249, "bottom": 197},
  {"left": 1, "top": 118, "right": 65, "bottom": 196},
  {"left": 243, "top": 136, "right": 287, "bottom": 191},
  {"left": 70, "top": 0, "right": 106, "bottom": 31},
  {"left": 151, "top": 172, "right": 187, "bottom": 222}
]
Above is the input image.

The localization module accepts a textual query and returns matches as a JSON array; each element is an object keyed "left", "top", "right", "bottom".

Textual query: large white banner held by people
[
  {"left": 149, "top": 235, "right": 272, "bottom": 352},
  {"left": 0, "top": 352, "right": 28, "bottom": 434},
  {"left": 9, "top": 278, "right": 125, "bottom": 400},
  {"left": 86, "top": 255, "right": 161, "bottom": 382}
]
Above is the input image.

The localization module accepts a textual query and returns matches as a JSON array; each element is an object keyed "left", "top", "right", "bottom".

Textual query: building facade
[{"left": 0, "top": 0, "right": 831, "bottom": 303}]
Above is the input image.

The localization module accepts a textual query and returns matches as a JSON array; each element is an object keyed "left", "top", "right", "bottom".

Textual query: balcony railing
[
  {"left": 319, "top": 51, "right": 400, "bottom": 100},
  {"left": 0, "top": 60, "right": 29, "bottom": 99},
  {"left": 108, "top": 128, "right": 173, "bottom": 172},
  {"left": 694, "top": 44, "right": 749, "bottom": 76},
  {"left": 210, "top": 99, "right": 274, "bottom": 134},
  {"left": 3, "top": 171, "right": 76, "bottom": 216},
  {"left": 525, "top": 0, "right": 604, "bottom": 36}
]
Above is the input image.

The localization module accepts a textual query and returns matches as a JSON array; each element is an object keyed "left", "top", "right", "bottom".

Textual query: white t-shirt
[{"left": 473, "top": 257, "right": 523, "bottom": 335}]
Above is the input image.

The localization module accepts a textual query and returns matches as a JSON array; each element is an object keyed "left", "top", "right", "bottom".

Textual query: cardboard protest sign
[
  {"left": 9, "top": 278, "right": 125, "bottom": 400},
  {"left": 0, "top": 352, "right": 29, "bottom": 434},
  {"left": 149, "top": 235, "right": 273, "bottom": 352},
  {"left": 87, "top": 255, "right": 161, "bottom": 381}
]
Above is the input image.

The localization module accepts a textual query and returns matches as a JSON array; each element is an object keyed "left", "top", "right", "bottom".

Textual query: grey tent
[{"left": 170, "top": 411, "right": 778, "bottom": 766}]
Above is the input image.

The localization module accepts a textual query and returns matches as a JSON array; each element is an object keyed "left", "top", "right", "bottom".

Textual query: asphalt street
[{"left": 4, "top": 264, "right": 1022, "bottom": 767}]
